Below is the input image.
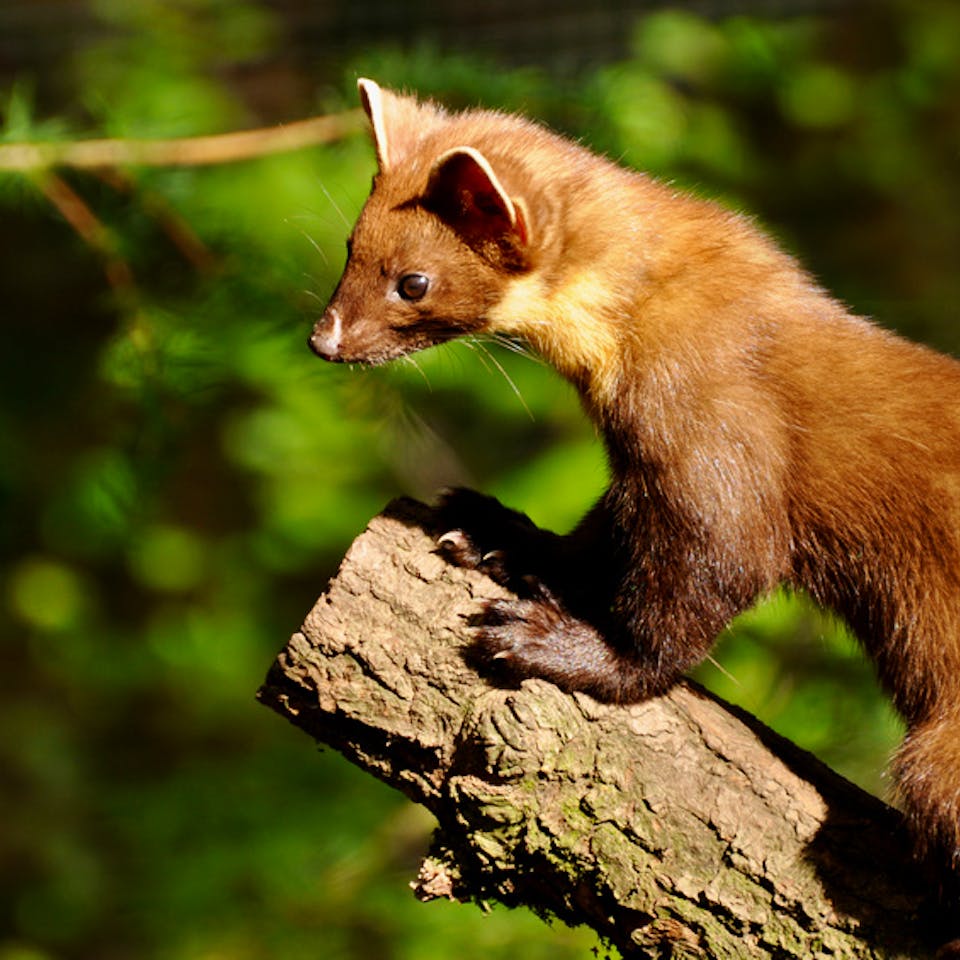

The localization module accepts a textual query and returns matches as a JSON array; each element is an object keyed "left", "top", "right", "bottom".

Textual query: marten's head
[{"left": 309, "top": 79, "right": 533, "bottom": 365}]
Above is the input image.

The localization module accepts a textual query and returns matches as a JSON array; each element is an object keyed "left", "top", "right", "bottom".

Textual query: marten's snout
[{"left": 308, "top": 307, "right": 343, "bottom": 361}]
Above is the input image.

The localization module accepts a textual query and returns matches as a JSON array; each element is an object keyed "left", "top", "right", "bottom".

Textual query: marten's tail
[{"left": 893, "top": 712, "right": 960, "bottom": 927}]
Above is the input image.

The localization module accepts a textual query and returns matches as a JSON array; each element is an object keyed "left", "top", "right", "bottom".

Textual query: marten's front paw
[
  {"left": 435, "top": 487, "right": 538, "bottom": 534},
  {"left": 434, "top": 488, "right": 547, "bottom": 592},
  {"left": 467, "top": 589, "right": 618, "bottom": 696},
  {"left": 436, "top": 527, "right": 512, "bottom": 585}
]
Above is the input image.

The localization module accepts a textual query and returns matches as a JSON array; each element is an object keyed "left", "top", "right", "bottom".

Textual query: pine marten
[{"left": 310, "top": 78, "right": 960, "bottom": 948}]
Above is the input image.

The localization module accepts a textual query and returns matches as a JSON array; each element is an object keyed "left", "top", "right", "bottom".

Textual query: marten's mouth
[
  {"left": 309, "top": 313, "right": 488, "bottom": 366},
  {"left": 307, "top": 334, "right": 426, "bottom": 367}
]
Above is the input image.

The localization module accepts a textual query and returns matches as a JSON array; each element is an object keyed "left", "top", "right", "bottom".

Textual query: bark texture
[{"left": 258, "top": 496, "right": 938, "bottom": 959}]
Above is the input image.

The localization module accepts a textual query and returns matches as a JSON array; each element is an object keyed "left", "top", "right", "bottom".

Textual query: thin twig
[
  {"left": 35, "top": 171, "right": 136, "bottom": 294},
  {"left": 0, "top": 110, "right": 365, "bottom": 171},
  {"left": 36, "top": 171, "right": 158, "bottom": 374},
  {"left": 97, "top": 167, "right": 219, "bottom": 273}
]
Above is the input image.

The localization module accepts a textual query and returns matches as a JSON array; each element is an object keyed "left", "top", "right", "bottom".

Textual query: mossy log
[{"left": 258, "top": 496, "right": 937, "bottom": 958}]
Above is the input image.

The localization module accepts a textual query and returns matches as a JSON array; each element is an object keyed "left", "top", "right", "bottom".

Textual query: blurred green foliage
[{"left": 1, "top": 1, "right": 958, "bottom": 957}]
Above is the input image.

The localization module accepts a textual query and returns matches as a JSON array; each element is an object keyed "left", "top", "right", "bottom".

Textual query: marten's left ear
[{"left": 424, "top": 146, "right": 529, "bottom": 252}]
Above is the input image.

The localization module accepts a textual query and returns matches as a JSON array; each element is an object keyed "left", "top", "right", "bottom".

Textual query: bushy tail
[{"left": 894, "top": 712, "right": 960, "bottom": 887}]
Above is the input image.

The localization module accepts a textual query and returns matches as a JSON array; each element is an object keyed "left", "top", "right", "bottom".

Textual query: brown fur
[{"left": 310, "top": 80, "right": 960, "bottom": 931}]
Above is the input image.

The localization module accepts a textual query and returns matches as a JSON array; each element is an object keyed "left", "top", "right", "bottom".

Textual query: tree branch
[
  {"left": 33, "top": 171, "right": 137, "bottom": 294},
  {"left": 258, "top": 496, "right": 937, "bottom": 958},
  {"left": 0, "top": 110, "right": 364, "bottom": 170}
]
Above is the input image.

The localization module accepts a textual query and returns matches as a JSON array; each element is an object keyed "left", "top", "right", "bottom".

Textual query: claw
[
  {"left": 520, "top": 574, "right": 555, "bottom": 602},
  {"left": 437, "top": 529, "right": 466, "bottom": 547}
]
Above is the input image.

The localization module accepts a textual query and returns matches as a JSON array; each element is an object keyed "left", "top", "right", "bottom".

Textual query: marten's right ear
[
  {"left": 357, "top": 78, "right": 445, "bottom": 172},
  {"left": 424, "top": 146, "right": 530, "bottom": 262}
]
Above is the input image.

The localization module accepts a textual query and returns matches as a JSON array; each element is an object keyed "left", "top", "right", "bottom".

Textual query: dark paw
[
  {"left": 434, "top": 488, "right": 538, "bottom": 543},
  {"left": 436, "top": 528, "right": 516, "bottom": 586},
  {"left": 466, "top": 594, "right": 567, "bottom": 685},
  {"left": 465, "top": 588, "right": 619, "bottom": 693},
  {"left": 434, "top": 488, "right": 549, "bottom": 592}
]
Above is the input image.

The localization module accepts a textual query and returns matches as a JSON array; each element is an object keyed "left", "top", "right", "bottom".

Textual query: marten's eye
[{"left": 397, "top": 273, "right": 429, "bottom": 301}]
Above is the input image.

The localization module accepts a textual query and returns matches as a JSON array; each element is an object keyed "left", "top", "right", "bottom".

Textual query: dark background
[{"left": 1, "top": 1, "right": 957, "bottom": 957}]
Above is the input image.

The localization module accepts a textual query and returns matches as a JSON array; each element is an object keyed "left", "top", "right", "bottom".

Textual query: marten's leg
[{"left": 436, "top": 488, "right": 777, "bottom": 703}]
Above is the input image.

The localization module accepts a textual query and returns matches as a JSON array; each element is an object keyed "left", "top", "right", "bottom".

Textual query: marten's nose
[{"left": 308, "top": 307, "right": 342, "bottom": 360}]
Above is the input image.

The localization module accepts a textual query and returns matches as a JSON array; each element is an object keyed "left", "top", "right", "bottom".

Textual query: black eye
[{"left": 397, "top": 273, "right": 429, "bottom": 301}]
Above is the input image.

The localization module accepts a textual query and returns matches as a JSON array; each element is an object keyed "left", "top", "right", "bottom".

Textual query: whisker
[
  {"left": 401, "top": 354, "right": 432, "bottom": 389},
  {"left": 300, "top": 288, "right": 325, "bottom": 305},
  {"left": 470, "top": 338, "right": 534, "bottom": 421},
  {"left": 289, "top": 223, "right": 330, "bottom": 267},
  {"left": 319, "top": 180, "right": 352, "bottom": 230},
  {"left": 705, "top": 653, "right": 742, "bottom": 689},
  {"left": 489, "top": 333, "right": 542, "bottom": 364},
  {"left": 461, "top": 338, "right": 495, "bottom": 374}
]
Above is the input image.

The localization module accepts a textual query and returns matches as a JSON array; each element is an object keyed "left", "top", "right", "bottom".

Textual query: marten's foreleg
[{"left": 436, "top": 487, "right": 777, "bottom": 703}]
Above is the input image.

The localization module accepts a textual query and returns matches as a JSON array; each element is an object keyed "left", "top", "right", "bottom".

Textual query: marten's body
[{"left": 311, "top": 80, "right": 960, "bottom": 938}]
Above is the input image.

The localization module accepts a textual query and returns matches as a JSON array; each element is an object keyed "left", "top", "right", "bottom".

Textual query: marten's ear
[
  {"left": 357, "top": 78, "right": 445, "bottom": 172},
  {"left": 424, "top": 146, "right": 530, "bottom": 251}
]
